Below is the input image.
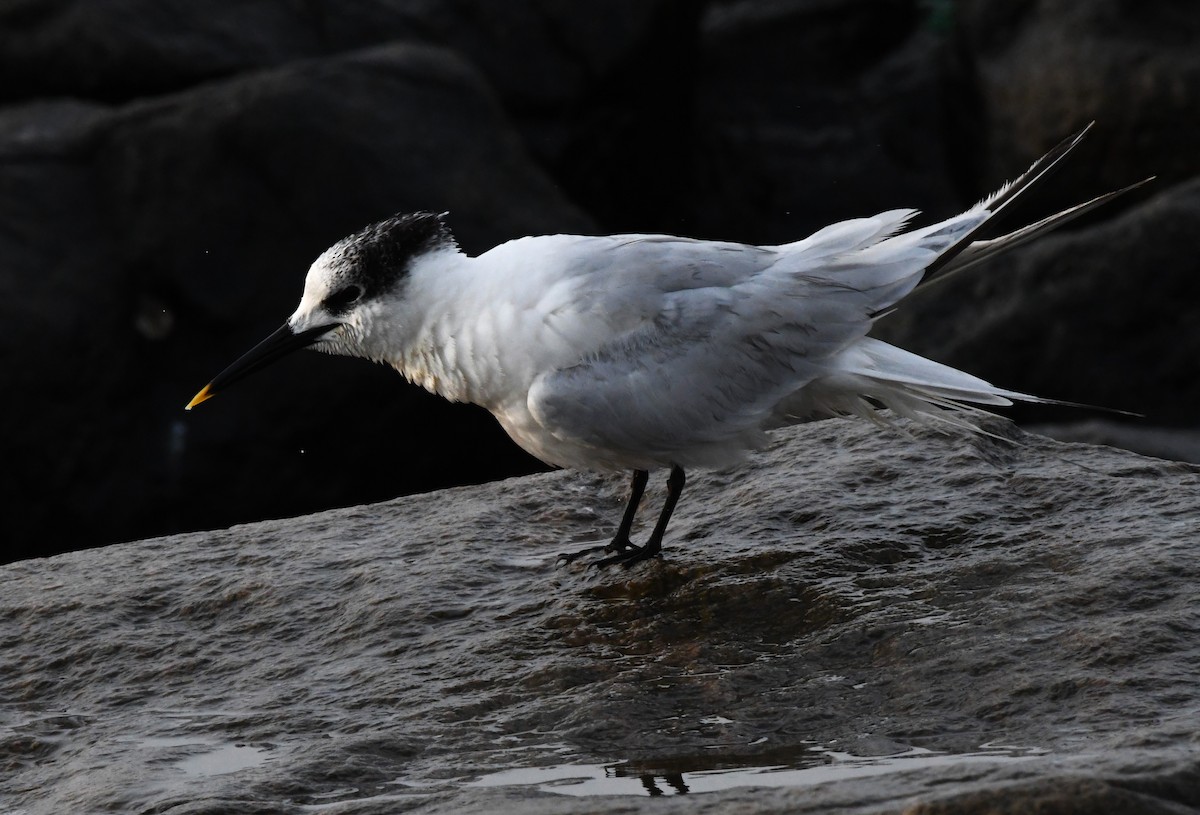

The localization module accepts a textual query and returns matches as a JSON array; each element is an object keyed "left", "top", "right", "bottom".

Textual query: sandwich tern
[{"left": 186, "top": 123, "right": 1143, "bottom": 567}]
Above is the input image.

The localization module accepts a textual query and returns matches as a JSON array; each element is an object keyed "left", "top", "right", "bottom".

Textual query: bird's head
[{"left": 185, "top": 211, "right": 456, "bottom": 410}]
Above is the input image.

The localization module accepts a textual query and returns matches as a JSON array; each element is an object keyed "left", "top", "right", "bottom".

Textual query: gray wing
[
  {"left": 525, "top": 212, "right": 965, "bottom": 466},
  {"left": 524, "top": 125, "right": 1117, "bottom": 468},
  {"left": 528, "top": 283, "right": 837, "bottom": 466}
]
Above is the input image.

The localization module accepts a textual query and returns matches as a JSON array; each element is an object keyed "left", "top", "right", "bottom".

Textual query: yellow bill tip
[{"left": 185, "top": 384, "right": 215, "bottom": 411}]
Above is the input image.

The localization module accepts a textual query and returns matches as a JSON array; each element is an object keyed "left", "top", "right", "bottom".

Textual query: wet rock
[
  {"left": 0, "top": 44, "right": 588, "bottom": 561},
  {"left": 2, "top": 420, "right": 1197, "bottom": 812},
  {"left": 3, "top": 0, "right": 1198, "bottom": 570},
  {"left": 906, "top": 774, "right": 1200, "bottom": 815}
]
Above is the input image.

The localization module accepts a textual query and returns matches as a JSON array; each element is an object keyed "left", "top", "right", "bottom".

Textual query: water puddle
[
  {"left": 469, "top": 744, "right": 1045, "bottom": 797},
  {"left": 176, "top": 741, "right": 270, "bottom": 777},
  {"left": 116, "top": 723, "right": 271, "bottom": 779}
]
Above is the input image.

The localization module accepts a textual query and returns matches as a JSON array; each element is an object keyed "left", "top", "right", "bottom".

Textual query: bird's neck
[{"left": 376, "top": 250, "right": 510, "bottom": 408}]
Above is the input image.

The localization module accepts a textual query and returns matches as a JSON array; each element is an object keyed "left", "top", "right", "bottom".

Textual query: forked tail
[{"left": 920, "top": 122, "right": 1153, "bottom": 288}]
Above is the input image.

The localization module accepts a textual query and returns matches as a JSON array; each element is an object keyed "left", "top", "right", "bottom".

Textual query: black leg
[
  {"left": 643, "top": 466, "right": 686, "bottom": 558},
  {"left": 558, "top": 469, "right": 648, "bottom": 564},
  {"left": 609, "top": 469, "right": 648, "bottom": 552},
  {"left": 596, "top": 466, "right": 686, "bottom": 568}
]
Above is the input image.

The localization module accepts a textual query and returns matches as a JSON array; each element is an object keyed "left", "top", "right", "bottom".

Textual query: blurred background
[{"left": 2, "top": 0, "right": 1197, "bottom": 564}]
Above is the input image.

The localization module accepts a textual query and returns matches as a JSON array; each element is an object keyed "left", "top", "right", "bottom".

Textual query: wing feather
[{"left": 516, "top": 123, "right": 1118, "bottom": 469}]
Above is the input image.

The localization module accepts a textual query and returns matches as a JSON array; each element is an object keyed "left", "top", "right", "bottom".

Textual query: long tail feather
[
  {"left": 841, "top": 339, "right": 1140, "bottom": 422},
  {"left": 921, "top": 122, "right": 1096, "bottom": 281},
  {"left": 922, "top": 176, "right": 1154, "bottom": 288}
]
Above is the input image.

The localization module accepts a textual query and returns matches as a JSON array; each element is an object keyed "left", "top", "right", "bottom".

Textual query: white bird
[{"left": 186, "top": 123, "right": 1144, "bottom": 567}]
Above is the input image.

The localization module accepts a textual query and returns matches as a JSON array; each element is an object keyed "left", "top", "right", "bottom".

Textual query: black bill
[{"left": 185, "top": 321, "right": 338, "bottom": 409}]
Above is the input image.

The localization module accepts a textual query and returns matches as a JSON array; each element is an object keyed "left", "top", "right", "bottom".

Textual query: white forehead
[
  {"left": 301, "top": 244, "right": 350, "bottom": 299},
  {"left": 291, "top": 246, "right": 345, "bottom": 320}
]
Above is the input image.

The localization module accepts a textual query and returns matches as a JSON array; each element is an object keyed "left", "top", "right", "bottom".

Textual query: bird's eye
[{"left": 325, "top": 284, "right": 363, "bottom": 314}]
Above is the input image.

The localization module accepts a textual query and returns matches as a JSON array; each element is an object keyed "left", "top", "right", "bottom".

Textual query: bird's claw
[
  {"left": 557, "top": 536, "right": 650, "bottom": 568},
  {"left": 592, "top": 542, "right": 660, "bottom": 569},
  {"left": 556, "top": 544, "right": 609, "bottom": 566}
]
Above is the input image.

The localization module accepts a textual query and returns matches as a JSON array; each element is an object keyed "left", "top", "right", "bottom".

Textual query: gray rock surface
[{"left": 3, "top": 420, "right": 1198, "bottom": 813}]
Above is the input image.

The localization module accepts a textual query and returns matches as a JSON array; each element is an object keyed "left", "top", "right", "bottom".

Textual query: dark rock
[
  {"left": 1029, "top": 421, "right": 1200, "bottom": 466},
  {"left": 0, "top": 0, "right": 703, "bottom": 234},
  {"left": 3, "top": 0, "right": 1199, "bottom": 563},
  {"left": 874, "top": 176, "right": 1200, "bottom": 427},
  {"left": 518, "top": 1, "right": 707, "bottom": 236},
  {"left": 952, "top": 0, "right": 1200, "bottom": 197},
  {"left": 0, "top": 44, "right": 591, "bottom": 562},
  {"left": 2, "top": 420, "right": 1198, "bottom": 812},
  {"left": 0, "top": 0, "right": 677, "bottom": 109},
  {"left": 687, "top": 0, "right": 961, "bottom": 244}
]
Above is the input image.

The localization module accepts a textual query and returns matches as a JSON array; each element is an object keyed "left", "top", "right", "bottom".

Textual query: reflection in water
[
  {"left": 604, "top": 758, "right": 691, "bottom": 795},
  {"left": 469, "top": 743, "right": 1046, "bottom": 797},
  {"left": 636, "top": 770, "right": 688, "bottom": 796}
]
